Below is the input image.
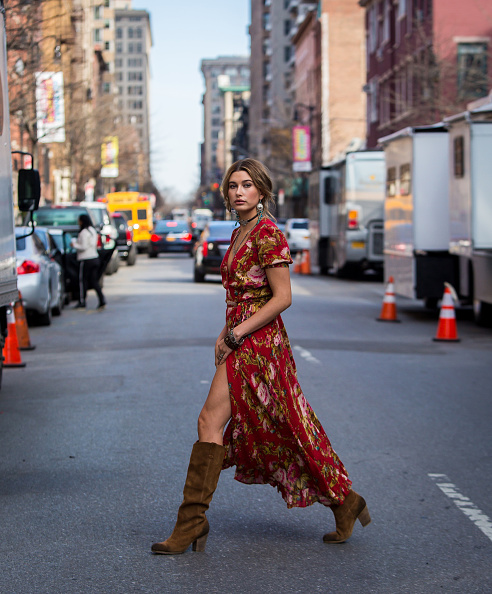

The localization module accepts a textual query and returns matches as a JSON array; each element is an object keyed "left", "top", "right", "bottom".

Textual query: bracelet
[{"left": 224, "top": 329, "right": 245, "bottom": 350}]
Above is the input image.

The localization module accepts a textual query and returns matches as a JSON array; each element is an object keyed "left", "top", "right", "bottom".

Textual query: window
[
  {"left": 128, "top": 100, "right": 143, "bottom": 109},
  {"left": 104, "top": 20, "right": 110, "bottom": 29},
  {"left": 136, "top": 43, "right": 142, "bottom": 53},
  {"left": 94, "top": 29, "right": 101, "bottom": 42},
  {"left": 211, "top": 130, "right": 219, "bottom": 139},
  {"left": 368, "top": 5, "right": 377, "bottom": 53},
  {"left": 284, "top": 46, "right": 292, "bottom": 63},
  {"left": 115, "top": 58, "right": 122, "bottom": 68},
  {"left": 400, "top": 163, "right": 411, "bottom": 196},
  {"left": 263, "top": 12, "right": 270, "bottom": 30},
  {"left": 94, "top": 6, "right": 101, "bottom": 19},
  {"left": 116, "top": 42, "right": 122, "bottom": 54},
  {"left": 116, "top": 28, "right": 122, "bottom": 39},
  {"left": 454, "top": 136, "right": 465, "bottom": 178},
  {"left": 369, "top": 78, "right": 379, "bottom": 123},
  {"left": 284, "top": 19, "right": 291, "bottom": 36},
  {"left": 104, "top": 0, "right": 110, "bottom": 6},
  {"left": 212, "top": 118, "right": 221, "bottom": 126},
  {"left": 127, "top": 85, "right": 143, "bottom": 95},
  {"left": 136, "top": 28, "right": 142, "bottom": 39},
  {"left": 398, "top": 0, "right": 406, "bottom": 18},
  {"left": 386, "top": 167, "right": 397, "bottom": 197},
  {"left": 457, "top": 43, "right": 488, "bottom": 99},
  {"left": 128, "top": 43, "right": 134, "bottom": 53},
  {"left": 103, "top": 82, "right": 111, "bottom": 94},
  {"left": 116, "top": 72, "right": 123, "bottom": 81},
  {"left": 118, "top": 86, "right": 123, "bottom": 95},
  {"left": 104, "top": 41, "right": 110, "bottom": 51},
  {"left": 128, "top": 28, "right": 134, "bottom": 39},
  {"left": 383, "top": 0, "right": 390, "bottom": 43},
  {"left": 128, "top": 72, "right": 143, "bottom": 81}
]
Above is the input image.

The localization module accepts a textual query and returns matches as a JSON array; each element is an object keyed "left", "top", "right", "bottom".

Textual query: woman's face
[{"left": 228, "top": 171, "right": 262, "bottom": 220}]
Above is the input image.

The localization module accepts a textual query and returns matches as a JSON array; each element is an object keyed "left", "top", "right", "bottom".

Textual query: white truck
[
  {"left": 445, "top": 101, "right": 492, "bottom": 325},
  {"left": 0, "top": 1, "right": 41, "bottom": 388},
  {"left": 379, "top": 125, "right": 459, "bottom": 309},
  {"left": 308, "top": 151, "right": 385, "bottom": 276}
]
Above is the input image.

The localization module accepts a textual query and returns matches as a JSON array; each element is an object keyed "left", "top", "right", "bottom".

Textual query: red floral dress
[{"left": 221, "top": 218, "right": 352, "bottom": 508}]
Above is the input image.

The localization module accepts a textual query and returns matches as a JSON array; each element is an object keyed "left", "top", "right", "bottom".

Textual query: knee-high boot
[
  {"left": 323, "top": 490, "right": 371, "bottom": 544},
  {"left": 151, "top": 441, "right": 225, "bottom": 555}
]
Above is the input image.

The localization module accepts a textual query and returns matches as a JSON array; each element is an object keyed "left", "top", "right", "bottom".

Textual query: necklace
[
  {"left": 237, "top": 213, "right": 258, "bottom": 227},
  {"left": 232, "top": 224, "right": 255, "bottom": 257}
]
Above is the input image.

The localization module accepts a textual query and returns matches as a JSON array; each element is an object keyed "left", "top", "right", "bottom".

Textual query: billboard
[
  {"left": 35, "top": 72, "right": 66, "bottom": 143},
  {"left": 101, "top": 136, "right": 119, "bottom": 178},
  {"left": 292, "top": 125, "right": 312, "bottom": 172}
]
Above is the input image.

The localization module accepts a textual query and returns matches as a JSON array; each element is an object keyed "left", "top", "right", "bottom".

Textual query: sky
[{"left": 131, "top": 0, "right": 250, "bottom": 202}]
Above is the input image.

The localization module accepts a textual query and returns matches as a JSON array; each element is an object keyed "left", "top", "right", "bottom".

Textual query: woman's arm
[
  {"left": 233, "top": 266, "right": 292, "bottom": 341},
  {"left": 71, "top": 229, "right": 89, "bottom": 251},
  {"left": 216, "top": 266, "right": 292, "bottom": 365}
]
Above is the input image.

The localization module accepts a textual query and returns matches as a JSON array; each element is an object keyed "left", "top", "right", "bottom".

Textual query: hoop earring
[{"left": 257, "top": 201, "right": 264, "bottom": 222}]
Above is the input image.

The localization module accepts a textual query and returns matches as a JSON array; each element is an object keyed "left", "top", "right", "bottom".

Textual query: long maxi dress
[{"left": 221, "top": 218, "right": 352, "bottom": 509}]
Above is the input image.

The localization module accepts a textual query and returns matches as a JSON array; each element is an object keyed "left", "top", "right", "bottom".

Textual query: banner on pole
[
  {"left": 292, "top": 125, "right": 312, "bottom": 172},
  {"left": 101, "top": 136, "right": 119, "bottom": 178},
  {"left": 35, "top": 72, "right": 66, "bottom": 143}
]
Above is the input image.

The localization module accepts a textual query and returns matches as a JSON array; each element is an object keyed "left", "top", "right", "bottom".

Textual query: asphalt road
[{"left": 1, "top": 254, "right": 491, "bottom": 594}]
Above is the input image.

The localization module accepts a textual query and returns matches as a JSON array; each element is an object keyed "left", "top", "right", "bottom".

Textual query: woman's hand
[{"left": 215, "top": 337, "right": 232, "bottom": 367}]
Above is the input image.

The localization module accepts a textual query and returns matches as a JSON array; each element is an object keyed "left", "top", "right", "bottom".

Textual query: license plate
[
  {"left": 351, "top": 241, "right": 365, "bottom": 249},
  {"left": 166, "top": 236, "right": 176, "bottom": 242}
]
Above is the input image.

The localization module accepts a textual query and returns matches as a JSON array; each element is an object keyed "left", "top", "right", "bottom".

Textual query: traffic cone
[
  {"left": 293, "top": 252, "right": 302, "bottom": 273},
  {"left": 14, "top": 292, "right": 35, "bottom": 351},
  {"left": 300, "top": 250, "right": 311, "bottom": 275},
  {"left": 433, "top": 283, "right": 460, "bottom": 342},
  {"left": 377, "top": 276, "right": 400, "bottom": 322},
  {"left": 2, "top": 306, "right": 26, "bottom": 368}
]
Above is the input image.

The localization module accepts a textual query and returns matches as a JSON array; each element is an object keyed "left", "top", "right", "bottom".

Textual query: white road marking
[
  {"left": 293, "top": 345, "right": 320, "bottom": 364},
  {"left": 429, "top": 473, "right": 492, "bottom": 542}
]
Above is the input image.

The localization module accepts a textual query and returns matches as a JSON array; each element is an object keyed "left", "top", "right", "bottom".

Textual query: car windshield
[
  {"left": 207, "top": 222, "right": 236, "bottom": 238},
  {"left": 154, "top": 221, "right": 189, "bottom": 233},
  {"left": 291, "top": 221, "right": 308, "bottom": 230},
  {"left": 33, "top": 208, "right": 88, "bottom": 226},
  {"left": 86, "top": 207, "right": 108, "bottom": 226}
]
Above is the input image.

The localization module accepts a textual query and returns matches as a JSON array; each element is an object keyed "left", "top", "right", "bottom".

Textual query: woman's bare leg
[{"left": 197, "top": 362, "right": 231, "bottom": 445}]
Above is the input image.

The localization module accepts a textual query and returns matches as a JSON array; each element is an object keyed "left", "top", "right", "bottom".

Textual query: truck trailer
[
  {"left": 445, "top": 101, "right": 492, "bottom": 325},
  {"left": 379, "top": 125, "right": 459, "bottom": 309}
]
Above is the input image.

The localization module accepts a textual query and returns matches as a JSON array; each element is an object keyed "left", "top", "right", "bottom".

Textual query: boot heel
[
  {"left": 358, "top": 506, "right": 372, "bottom": 527},
  {"left": 192, "top": 533, "right": 208, "bottom": 552}
]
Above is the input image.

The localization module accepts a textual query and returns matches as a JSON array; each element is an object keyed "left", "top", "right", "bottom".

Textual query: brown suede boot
[
  {"left": 323, "top": 490, "right": 371, "bottom": 544},
  {"left": 151, "top": 441, "right": 225, "bottom": 555}
]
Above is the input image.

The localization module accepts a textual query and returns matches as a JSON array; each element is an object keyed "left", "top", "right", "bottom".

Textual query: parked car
[
  {"left": 33, "top": 204, "right": 117, "bottom": 278},
  {"left": 149, "top": 220, "right": 194, "bottom": 258},
  {"left": 35, "top": 226, "right": 80, "bottom": 303},
  {"left": 15, "top": 227, "right": 64, "bottom": 325},
  {"left": 111, "top": 212, "right": 137, "bottom": 265},
  {"left": 191, "top": 208, "right": 213, "bottom": 239},
  {"left": 193, "top": 220, "right": 237, "bottom": 282},
  {"left": 285, "top": 218, "right": 310, "bottom": 254}
]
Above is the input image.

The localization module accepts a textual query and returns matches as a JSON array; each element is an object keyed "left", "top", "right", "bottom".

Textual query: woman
[
  {"left": 71, "top": 214, "right": 106, "bottom": 310},
  {"left": 152, "top": 159, "right": 370, "bottom": 555}
]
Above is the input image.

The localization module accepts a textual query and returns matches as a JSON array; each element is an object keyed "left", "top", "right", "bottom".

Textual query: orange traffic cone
[
  {"left": 2, "top": 306, "right": 26, "bottom": 367},
  {"left": 377, "top": 276, "right": 400, "bottom": 322},
  {"left": 293, "top": 252, "right": 302, "bottom": 273},
  {"left": 300, "top": 250, "right": 311, "bottom": 275},
  {"left": 14, "top": 292, "right": 35, "bottom": 351},
  {"left": 433, "top": 284, "right": 460, "bottom": 342}
]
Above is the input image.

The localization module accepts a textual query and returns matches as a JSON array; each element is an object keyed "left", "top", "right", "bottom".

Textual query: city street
[{"left": 1, "top": 254, "right": 491, "bottom": 593}]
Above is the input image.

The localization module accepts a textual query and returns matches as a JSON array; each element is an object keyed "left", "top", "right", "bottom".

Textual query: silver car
[{"left": 15, "top": 227, "right": 64, "bottom": 325}]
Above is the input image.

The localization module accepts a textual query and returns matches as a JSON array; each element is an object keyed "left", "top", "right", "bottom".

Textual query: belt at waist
[{"left": 226, "top": 297, "right": 269, "bottom": 307}]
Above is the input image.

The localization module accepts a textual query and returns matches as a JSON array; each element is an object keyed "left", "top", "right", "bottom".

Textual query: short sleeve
[{"left": 256, "top": 222, "right": 293, "bottom": 268}]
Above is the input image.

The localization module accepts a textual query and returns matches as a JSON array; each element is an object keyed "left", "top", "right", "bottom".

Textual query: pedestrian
[
  {"left": 152, "top": 159, "right": 370, "bottom": 555},
  {"left": 71, "top": 214, "right": 106, "bottom": 310}
]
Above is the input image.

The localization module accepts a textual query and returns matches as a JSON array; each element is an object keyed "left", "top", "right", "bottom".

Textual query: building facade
[
  {"left": 114, "top": 8, "right": 152, "bottom": 186},
  {"left": 200, "top": 56, "right": 250, "bottom": 188},
  {"left": 360, "top": 0, "right": 492, "bottom": 147}
]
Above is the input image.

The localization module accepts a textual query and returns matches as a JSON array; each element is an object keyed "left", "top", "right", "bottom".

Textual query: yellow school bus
[{"left": 103, "top": 192, "right": 153, "bottom": 251}]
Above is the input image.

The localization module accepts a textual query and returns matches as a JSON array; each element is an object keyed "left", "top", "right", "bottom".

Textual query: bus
[{"left": 103, "top": 192, "right": 153, "bottom": 252}]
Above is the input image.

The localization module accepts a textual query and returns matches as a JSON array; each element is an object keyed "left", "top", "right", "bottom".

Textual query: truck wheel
[{"left": 473, "top": 300, "right": 492, "bottom": 327}]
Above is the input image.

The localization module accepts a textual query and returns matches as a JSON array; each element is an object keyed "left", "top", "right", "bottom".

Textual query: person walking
[
  {"left": 151, "top": 159, "right": 370, "bottom": 555},
  {"left": 71, "top": 214, "right": 106, "bottom": 310}
]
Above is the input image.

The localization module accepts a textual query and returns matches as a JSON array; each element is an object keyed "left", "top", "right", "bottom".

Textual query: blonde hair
[{"left": 221, "top": 158, "right": 275, "bottom": 219}]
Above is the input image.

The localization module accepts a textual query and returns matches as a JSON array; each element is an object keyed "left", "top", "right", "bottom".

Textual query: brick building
[{"left": 359, "top": 0, "right": 492, "bottom": 147}]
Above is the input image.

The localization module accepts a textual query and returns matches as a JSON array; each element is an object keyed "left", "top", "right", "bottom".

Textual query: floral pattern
[{"left": 221, "top": 218, "right": 352, "bottom": 508}]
